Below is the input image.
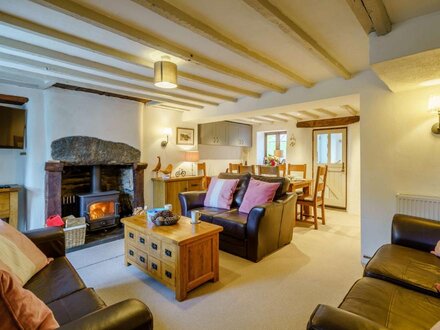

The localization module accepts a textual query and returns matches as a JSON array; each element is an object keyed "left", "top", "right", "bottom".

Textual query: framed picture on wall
[{"left": 176, "top": 127, "right": 194, "bottom": 145}]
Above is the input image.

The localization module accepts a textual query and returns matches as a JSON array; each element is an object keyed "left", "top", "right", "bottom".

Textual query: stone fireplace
[{"left": 45, "top": 136, "right": 147, "bottom": 232}]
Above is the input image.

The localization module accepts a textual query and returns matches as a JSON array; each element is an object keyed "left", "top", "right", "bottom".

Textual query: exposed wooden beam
[
  {"left": 30, "top": 0, "right": 288, "bottom": 92},
  {"left": 263, "top": 114, "right": 288, "bottom": 122},
  {"left": 252, "top": 116, "right": 274, "bottom": 123},
  {"left": 0, "top": 12, "right": 260, "bottom": 99},
  {"left": 0, "top": 36, "right": 234, "bottom": 103},
  {"left": 53, "top": 83, "right": 149, "bottom": 103},
  {"left": 345, "top": 0, "right": 391, "bottom": 36},
  {"left": 314, "top": 108, "right": 337, "bottom": 117},
  {"left": 0, "top": 52, "right": 215, "bottom": 107},
  {"left": 0, "top": 94, "right": 28, "bottom": 105},
  {"left": 300, "top": 111, "right": 319, "bottom": 119},
  {"left": 243, "top": 0, "right": 351, "bottom": 79},
  {"left": 345, "top": 0, "right": 374, "bottom": 34},
  {"left": 341, "top": 104, "right": 359, "bottom": 115},
  {"left": 133, "top": 0, "right": 313, "bottom": 87},
  {"left": 297, "top": 116, "right": 360, "bottom": 128},
  {"left": 151, "top": 104, "right": 191, "bottom": 112},
  {"left": 362, "top": 0, "right": 391, "bottom": 36},
  {"left": 150, "top": 105, "right": 189, "bottom": 112},
  {"left": 281, "top": 113, "right": 302, "bottom": 121}
]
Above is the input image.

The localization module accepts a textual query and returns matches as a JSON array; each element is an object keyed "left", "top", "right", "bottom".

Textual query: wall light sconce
[
  {"left": 154, "top": 56, "right": 177, "bottom": 89},
  {"left": 161, "top": 127, "right": 172, "bottom": 147},
  {"left": 428, "top": 95, "right": 440, "bottom": 134}
]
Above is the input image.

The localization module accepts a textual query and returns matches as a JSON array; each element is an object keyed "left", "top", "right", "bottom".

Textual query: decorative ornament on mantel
[{"left": 152, "top": 156, "right": 161, "bottom": 177}]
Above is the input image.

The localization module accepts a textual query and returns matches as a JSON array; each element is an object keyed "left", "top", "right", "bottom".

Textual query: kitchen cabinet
[{"left": 198, "top": 121, "right": 252, "bottom": 147}]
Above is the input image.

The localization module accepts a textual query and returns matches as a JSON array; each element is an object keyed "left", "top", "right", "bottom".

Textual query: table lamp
[
  {"left": 185, "top": 151, "right": 199, "bottom": 176},
  {"left": 274, "top": 149, "right": 284, "bottom": 158}
]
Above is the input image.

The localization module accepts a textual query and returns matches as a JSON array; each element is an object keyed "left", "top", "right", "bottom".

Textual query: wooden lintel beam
[
  {"left": 345, "top": 0, "right": 391, "bottom": 36},
  {"left": 0, "top": 93, "right": 29, "bottom": 105},
  {"left": 314, "top": 108, "right": 337, "bottom": 117},
  {"left": 0, "top": 11, "right": 260, "bottom": 99},
  {"left": 251, "top": 117, "right": 272, "bottom": 123},
  {"left": 133, "top": 0, "right": 313, "bottom": 87},
  {"left": 244, "top": 0, "right": 351, "bottom": 79},
  {"left": 297, "top": 116, "right": 360, "bottom": 128},
  {"left": 362, "top": 0, "right": 391, "bottom": 36},
  {"left": 341, "top": 104, "right": 359, "bottom": 115},
  {"left": 30, "top": 0, "right": 288, "bottom": 92}
]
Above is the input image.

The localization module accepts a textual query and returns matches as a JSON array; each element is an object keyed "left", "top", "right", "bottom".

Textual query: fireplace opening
[{"left": 89, "top": 201, "right": 115, "bottom": 220}]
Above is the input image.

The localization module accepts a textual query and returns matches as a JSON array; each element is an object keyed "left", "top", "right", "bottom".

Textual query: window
[{"left": 264, "top": 131, "right": 287, "bottom": 160}]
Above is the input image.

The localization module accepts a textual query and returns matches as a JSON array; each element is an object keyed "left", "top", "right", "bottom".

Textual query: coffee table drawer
[
  {"left": 162, "top": 263, "right": 175, "bottom": 286},
  {"left": 162, "top": 243, "right": 176, "bottom": 264},
  {"left": 136, "top": 233, "right": 148, "bottom": 252},
  {"left": 126, "top": 229, "right": 137, "bottom": 245},
  {"left": 149, "top": 236, "right": 162, "bottom": 257},
  {"left": 127, "top": 245, "right": 137, "bottom": 263},
  {"left": 148, "top": 256, "right": 161, "bottom": 278},
  {"left": 136, "top": 250, "right": 148, "bottom": 270}
]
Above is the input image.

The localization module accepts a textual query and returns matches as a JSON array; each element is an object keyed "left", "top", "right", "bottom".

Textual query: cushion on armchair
[
  {"left": 0, "top": 270, "right": 59, "bottom": 330},
  {"left": 204, "top": 177, "right": 239, "bottom": 209},
  {"left": 239, "top": 178, "right": 280, "bottom": 214},
  {"left": 0, "top": 221, "right": 51, "bottom": 285}
]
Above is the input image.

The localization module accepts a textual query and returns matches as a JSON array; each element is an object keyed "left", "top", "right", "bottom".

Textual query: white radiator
[{"left": 396, "top": 194, "right": 440, "bottom": 221}]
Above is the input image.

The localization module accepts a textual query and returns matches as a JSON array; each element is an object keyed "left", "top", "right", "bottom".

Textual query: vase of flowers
[{"left": 264, "top": 155, "right": 281, "bottom": 166}]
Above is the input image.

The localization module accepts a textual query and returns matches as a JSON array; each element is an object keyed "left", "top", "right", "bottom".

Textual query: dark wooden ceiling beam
[
  {"left": 297, "top": 116, "right": 360, "bottom": 128},
  {"left": 0, "top": 94, "right": 29, "bottom": 105}
]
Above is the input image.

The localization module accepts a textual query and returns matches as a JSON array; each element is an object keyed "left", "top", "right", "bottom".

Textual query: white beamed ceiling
[{"left": 0, "top": 0, "right": 439, "bottom": 114}]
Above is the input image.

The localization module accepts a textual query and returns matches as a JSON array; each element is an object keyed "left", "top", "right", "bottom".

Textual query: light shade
[
  {"left": 185, "top": 151, "right": 199, "bottom": 162},
  {"left": 162, "top": 127, "right": 172, "bottom": 135},
  {"left": 154, "top": 59, "right": 177, "bottom": 89},
  {"left": 274, "top": 149, "right": 284, "bottom": 157},
  {"left": 428, "top": 95, "right": 440, "bottom": 112}
]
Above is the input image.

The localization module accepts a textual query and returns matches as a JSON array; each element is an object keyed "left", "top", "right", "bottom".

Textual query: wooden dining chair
[
  {"left": 287, "top": 164, "right": 307, "bottom": 179},
  {"left": 296, "top": 165, "right": 328, "bottom": 229},
  {"left": 257, "top": 165, "right": 280, "bottom": 176},
  {"left": 228, "top": 163, "right": 242, "bottom": 173},
  {"left": 238, "top": 164, "right": 255, "bottom": 174},
  {"left": 197, "top": 162, "right": 208, "bottom": 189},
  {"left": 278, "top": 163, "right": 287, "bottom": 177}
]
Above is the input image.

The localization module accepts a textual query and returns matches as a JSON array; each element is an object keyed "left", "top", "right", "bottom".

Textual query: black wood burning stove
[{"left": 76, "top": 166, "right": 120, "bottom": 231}]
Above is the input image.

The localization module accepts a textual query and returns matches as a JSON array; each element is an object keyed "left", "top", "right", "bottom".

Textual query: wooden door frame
[{"left": 312, "top": 127, "right": 348, "bottom": 210}]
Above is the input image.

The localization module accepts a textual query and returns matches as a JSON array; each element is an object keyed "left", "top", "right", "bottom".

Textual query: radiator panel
[{"left": 396, "top": 194, "right": 440, "bottom": 221}]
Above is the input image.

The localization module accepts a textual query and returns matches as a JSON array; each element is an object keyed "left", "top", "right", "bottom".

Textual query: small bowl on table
[{"left": 151, "top": 210, "right": 180, "bottom": 226}]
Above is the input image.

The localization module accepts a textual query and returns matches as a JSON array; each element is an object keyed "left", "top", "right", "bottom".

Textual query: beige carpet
[{"left": 68, "top": 210, "right": 362, "bottom": 330}]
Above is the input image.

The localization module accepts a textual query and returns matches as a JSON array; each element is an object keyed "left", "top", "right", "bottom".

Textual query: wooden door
[
  {"left": 313, "top": 128, "right": 347, "bottom": 209},
  {"left": 166, "top": 181, "right": 188, "bottom": 214}
]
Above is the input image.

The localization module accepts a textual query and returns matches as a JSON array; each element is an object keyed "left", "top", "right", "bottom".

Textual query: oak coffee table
[{"left": 121, "top": 215, "right": 223, "bottom": 301}]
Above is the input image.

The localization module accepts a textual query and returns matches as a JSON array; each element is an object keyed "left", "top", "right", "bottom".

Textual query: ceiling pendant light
[{"left": 154, "top": 56, "right": 178, "bottom": 89}]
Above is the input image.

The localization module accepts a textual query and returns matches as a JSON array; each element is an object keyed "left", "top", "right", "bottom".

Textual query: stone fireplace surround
[{"left": 45, "top": 136, "right": 147, "bottom": 222}]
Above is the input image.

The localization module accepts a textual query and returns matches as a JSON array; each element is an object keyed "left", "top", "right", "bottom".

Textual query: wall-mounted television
[{"left": 0, "top": 106, "right": 26, "bottom": 149}]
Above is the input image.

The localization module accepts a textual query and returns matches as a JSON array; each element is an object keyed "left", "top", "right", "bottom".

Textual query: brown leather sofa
[
  {"left": 179, "top": 172, "right": 297, "bottom": 262},
  {"left": 20, "top": 227, "right": 153, "bottom": 329},
  {"left": 308, "top": 214, "right": 440, "bottom": 330}
]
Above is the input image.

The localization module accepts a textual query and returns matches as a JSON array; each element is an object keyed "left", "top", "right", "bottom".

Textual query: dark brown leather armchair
[
  {"left": 20, "top": 227, "right": 153, "bottom": 329},
  {"left": 179, "top": 173, "right": 297, "bottom": 262},
  {"left": 308, "top": 214, "right": 440, "bottom": 330}
]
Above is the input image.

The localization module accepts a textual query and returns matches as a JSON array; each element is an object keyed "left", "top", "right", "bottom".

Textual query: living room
[{"left": 0, "top": 1, "right": 439, "bottom": 329}]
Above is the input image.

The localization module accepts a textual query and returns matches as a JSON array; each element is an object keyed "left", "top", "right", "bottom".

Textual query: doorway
[{"left": 313, "top": 128, "right": 347, "bottom": 209}]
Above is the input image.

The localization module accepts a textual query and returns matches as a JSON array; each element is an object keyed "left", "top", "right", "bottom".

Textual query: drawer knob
[
  {"left": 165, "top": 249, "right": 172, "bottom": 257},
  {"left": 139, "top": 256, "right": 145, "bottom": 263},
  {"left": 165, "top": 270, "right": 172, "bottom": 279},
  {"left": 129, "top": 233, "right": 134, "bottom": 239},
  {"left": 152, "top": 263, "right": 158, "bottom": 270},
  {"left": 139, "top": 237, "right": 145, "bottom": 244},
  {"left": 129, "top": 250, "right": 134, "bottom": 256},
  {"left": 151, "top": 243, "right": 158, "bottom": 250}
]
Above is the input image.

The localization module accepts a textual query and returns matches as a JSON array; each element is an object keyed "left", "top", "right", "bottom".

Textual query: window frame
[{"left": 264, "top": 131, "right": 287, "bottom": 158}]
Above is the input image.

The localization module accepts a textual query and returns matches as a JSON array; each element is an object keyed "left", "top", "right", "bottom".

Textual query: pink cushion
[
  {"left": 239, "top": 178, "right": 280, "bottom": 214},
  {"left": 0, "top": 221, "right": 52, "bottom": 285},
  {"left": 204, "top": 177, "right": 239, "bottom": 209},
  {"left": 0, "top": 270, "right": 59, "bottom": 330}
]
